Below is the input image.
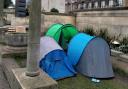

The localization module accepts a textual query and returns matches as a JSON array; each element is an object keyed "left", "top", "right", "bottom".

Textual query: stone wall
[
  {"left": 5, "top": 9, "right": 128, "bottom": 38},
  {"left": 76, "top": 9, "right": 128, "bottom": 38},
  {"left": 124, "top": 0, "right": 128, "bottom": 6},
  {"left": 4, "top": 9, "right": 28, "bottom": 26},
  {"left": 41, "top": 12, "right": 76, "bottom": 34},
  {"left": 5, "top": 10, "right": 76, "bottom": 34}
]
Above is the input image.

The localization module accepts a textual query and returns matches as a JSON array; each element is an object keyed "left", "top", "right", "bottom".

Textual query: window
[
  {"left": 78, "top": 4, "right": 83, "bottom": 9},
  {"left": 94, "top": 2, "right": 98, "bottom": 8},
  {"left": 83, "top": 3, "right": 86, "bottom": 9},
  {"left": 109, "top": 0, "right": 114, "bottom": 7},
  {"left": 88, "top": 3, "right": 92, "bottom": 8},
  {"left": 78, "top": 4, "right": 81, "bottom": 9},
  {"left": 118, "top": 0, "right": 123, "bottom": 6},
  {"left": 101, "top": 1, "right": 106, "bottom": 8}
]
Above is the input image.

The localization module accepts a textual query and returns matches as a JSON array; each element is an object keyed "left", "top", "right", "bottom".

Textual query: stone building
[
  {"left": 41, "top": 0, "right": 65, "bottom": 13},
  {"left": 26, "top": 0, "right": 65, "bottom": 13},
  {"left": 65, "top": 0, "right": 128, "bottom": 12}
]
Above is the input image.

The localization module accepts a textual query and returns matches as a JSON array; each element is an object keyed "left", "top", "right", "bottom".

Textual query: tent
[
  {"left": 45, "top": 23, "right": 63, "bottom": 42},
  {"left": 68, "top": 33, "right": 114, "bottom": 78},
  {"left": 40, "top": 36, "right": 76, "bottom": 80},
  {"left": 46, "top": 24, "right": 78, "bottom": 50},
  {"left": 40, "top": 36, "right": 62, "bottom": 60},
  {"left": 67, "top": 33, "right": 94, "bottom": 66}
]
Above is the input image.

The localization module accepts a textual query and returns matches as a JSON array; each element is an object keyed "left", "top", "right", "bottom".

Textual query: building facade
[
  {"left": 65, "top": 0, "right": 128, "bottom": 12},
  {"left": 41, "top": 0, "right": 65, "bottom": 13},
  {"left": 26, "top": 0, "right": 65, "bottom": 13}
]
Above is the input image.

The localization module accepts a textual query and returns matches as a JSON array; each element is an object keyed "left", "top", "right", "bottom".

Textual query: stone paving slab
[
  {"left": 1, "top": 58, "right": 19, "bottom": 89},
  {"left": 0, "top": 65, "right": 10, "bottom": 89}
]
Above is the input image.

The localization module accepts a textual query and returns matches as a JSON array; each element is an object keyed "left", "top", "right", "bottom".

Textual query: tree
[{"left": 50, "top": 8, "right": 59, "bottom": 13}]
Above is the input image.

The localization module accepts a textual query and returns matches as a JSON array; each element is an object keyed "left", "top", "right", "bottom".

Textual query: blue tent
[
  {"left": 40, "top": 37, "right": 76, "bottom": 80},
  {"left": 68, "top": 33, "right": 114, "bottom": 78},
  {"left": 67, "top": 33, "right": 94, "bottom": 66}
]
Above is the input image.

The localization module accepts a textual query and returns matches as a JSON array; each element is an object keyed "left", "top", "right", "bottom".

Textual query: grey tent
[
  {"left": 68, "top": 33, "right": 114, "bottom": 78},
  {"left": 77, "top": 37, "right": 114, "bottom": 78}
]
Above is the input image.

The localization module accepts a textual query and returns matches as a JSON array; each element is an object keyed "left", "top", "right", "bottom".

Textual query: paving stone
[{"left": 0, "top": 65, "right": 10, "bottom": 89}]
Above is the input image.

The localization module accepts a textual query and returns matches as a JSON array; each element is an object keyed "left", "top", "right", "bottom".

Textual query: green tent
[{"left": 46, "top": 23, "right": 78, "bottom": 50}]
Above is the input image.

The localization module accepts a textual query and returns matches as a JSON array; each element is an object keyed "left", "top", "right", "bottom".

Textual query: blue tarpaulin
[
  {"left": 40, "top": 37, "right": 76, "bottom": 80},
  {"left": 40, "top": 49, "right": 76, "bottom": 80}
]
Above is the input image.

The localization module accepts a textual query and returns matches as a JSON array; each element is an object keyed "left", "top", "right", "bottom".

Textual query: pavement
[
  {"left": 0, "top": 64, "right": 10, "bottom": 89},
  {"left": 0, "top": 44, "right": 10, "bottom": 89}
]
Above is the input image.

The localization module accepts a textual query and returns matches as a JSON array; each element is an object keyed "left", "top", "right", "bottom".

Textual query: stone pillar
[
  {"left": 0, "top": 0, "right": 4, "bottom": 26},
  {"left": 0, "top": 0, "right": 3, "bottom": 11},
  {"left": 11, "top": 0, "right": 58, "bottom": 88},
  {"left": 26, "top": 0, "right": 41, "bottom": 77}
]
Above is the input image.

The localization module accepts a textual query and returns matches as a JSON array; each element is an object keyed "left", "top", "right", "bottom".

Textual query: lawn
[
  {"left": 13, "top": 54, "right": 128, "bottom": 89},
  {"left": 58, "top": 74, "right": 128, "bottom": 89}
]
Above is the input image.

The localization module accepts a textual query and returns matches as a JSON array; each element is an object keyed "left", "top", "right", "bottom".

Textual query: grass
[
  {"left": 12, "top": 54, "right": 128, "bottom": 89},
  {"left": 8, "top": 53, "right": 27, "bottom": 68},
  {"left": 58, "top": 74, "right": 128, "bottom": 89},
  {"left": 82, "top": 26, "right": 95, "bottom": 36}
]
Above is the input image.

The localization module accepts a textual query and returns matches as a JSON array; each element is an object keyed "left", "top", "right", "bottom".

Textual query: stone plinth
[{"left": 12, "top": 68, "right": 58, "bottom": 89}]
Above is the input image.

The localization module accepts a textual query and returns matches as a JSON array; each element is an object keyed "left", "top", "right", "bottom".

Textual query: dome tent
[
  {"left": 39, "top": 36, "right": 76, "bottom": 80},
  {"left": 40, "top": 36, "right": 62, "bottom": 60},
  {"left": 68, "top": 33, "right": 114, "bottom": 78},
  {"left": 45, "top": 23, "right": 63, "bottom": 42},
  {"left": 46, "top": 24, "right": 78, "bottom": 50},
  {"left": 67, "top": 33, "right": 94, "bottom": 66}
]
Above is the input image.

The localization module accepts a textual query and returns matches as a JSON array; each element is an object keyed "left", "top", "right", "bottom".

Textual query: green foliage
[
  {"left": 58, "top": 74, "right": 128, "bottom": 89},
  {"left": 50, "top": 8, "right": 59, "bottom": 13},
  {"left": 118, "top": 36, "right": 128, "bottom": 53},
  {"left": 82, "top": 27, "right": 113, "bottom": 43},
  {"left": 82, "top": 26, "right": 95, "bottom": 36},
  {"left": 97, "top": 28, "right": 112, "bottom": 43},
  {"left": 120, "top": 36, "right": 128, "bottom": 45},
  {"left": 113, "top": 67, "right": 128, "bottom": 77},
  {"left": 12, "top": 53, "right": 27, "bottom": 68}
]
